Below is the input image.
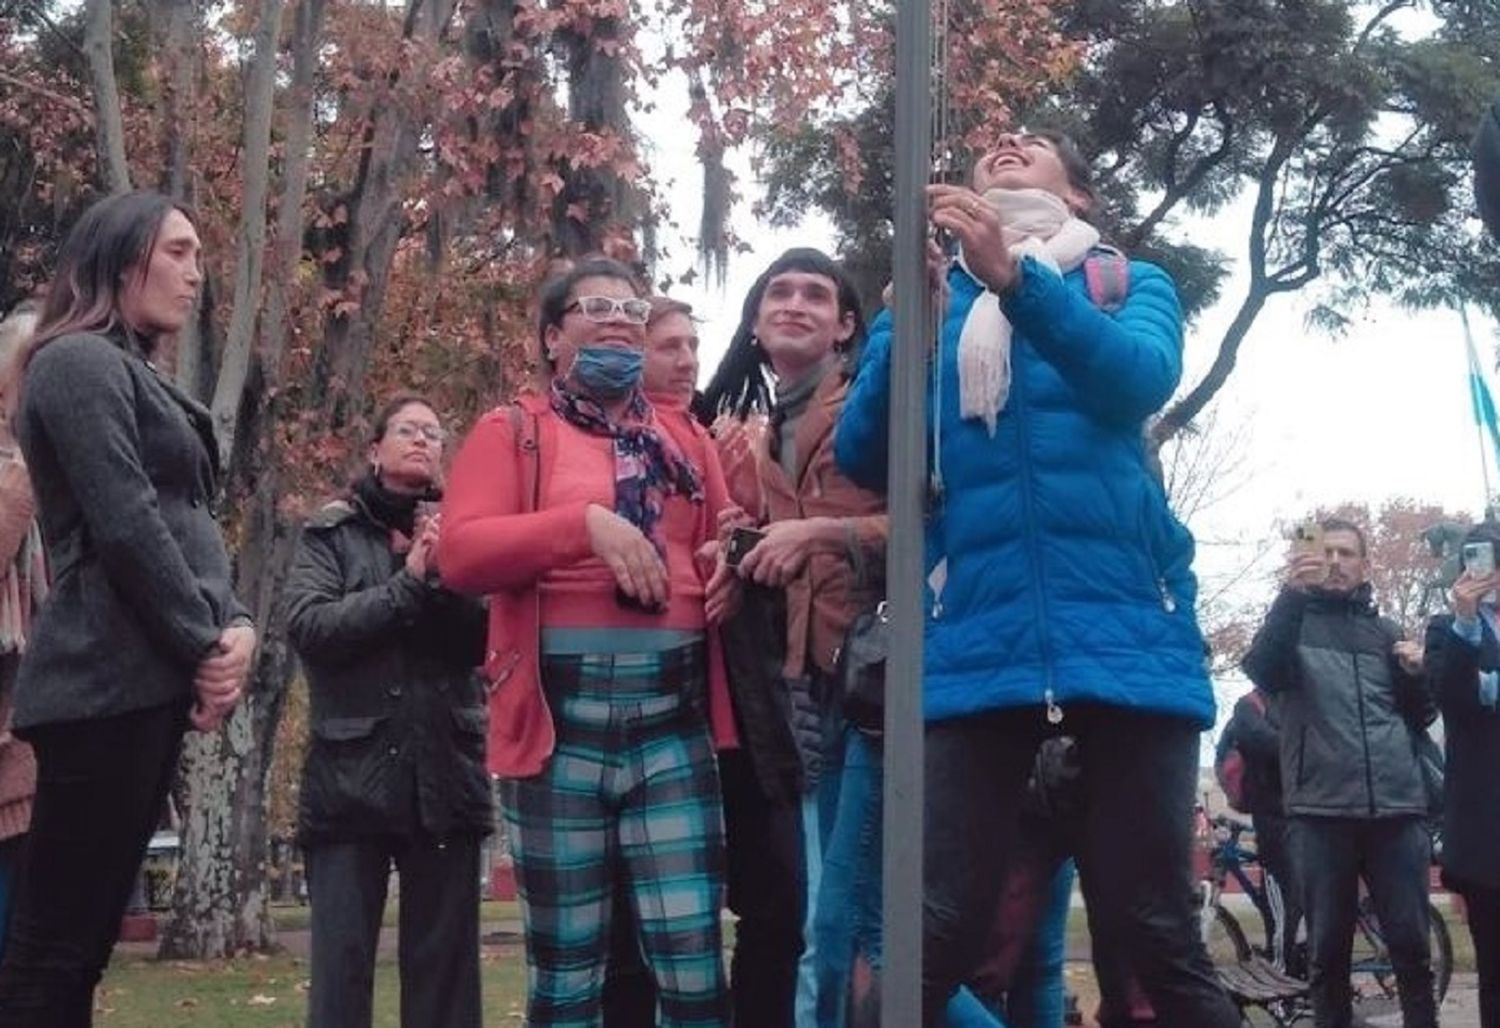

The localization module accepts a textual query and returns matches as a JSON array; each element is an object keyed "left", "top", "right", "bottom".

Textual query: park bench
[{"left": 1216, "top": 957, "right": 1309, "bottom": 1026}]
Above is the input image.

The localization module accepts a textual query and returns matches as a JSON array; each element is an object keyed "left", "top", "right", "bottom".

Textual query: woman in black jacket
[
  {"left": 1423, "top": 521, "right": 1500, "bottom": 1028},
  {"left": 286, "top": 393, "right": 491, "bottom": 1028},
  {"left": 0, "top": 192, "right": 255, "bottom": 1026}
]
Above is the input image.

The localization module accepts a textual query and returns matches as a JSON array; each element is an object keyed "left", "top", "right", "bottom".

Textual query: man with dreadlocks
[{"left": 697, "top": 248, "right": 887, "bottom": 1026}]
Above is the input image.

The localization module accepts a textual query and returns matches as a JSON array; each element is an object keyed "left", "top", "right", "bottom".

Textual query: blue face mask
[{"left": 571, "top": 346, "right": 644, "bottom": 399}]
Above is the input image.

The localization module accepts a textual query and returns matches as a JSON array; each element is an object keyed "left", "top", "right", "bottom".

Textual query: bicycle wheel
[
  {"left": 1204, "top": 904, "right": 1253, "bottom": 966},
  {"left": 1352, "top": 896, "right": 1454, "bottom": 1005}
]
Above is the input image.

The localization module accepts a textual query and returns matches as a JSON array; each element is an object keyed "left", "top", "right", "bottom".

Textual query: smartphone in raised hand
[
  {"left": 1462, "top": 539, "right": 1498, "bottom": 606},
  {"left": 1463, "top": 540, "right": 1496, "bottom": 579},
  {"left": 1290, "top": 519, "right": 1324, "bottom": 555}
]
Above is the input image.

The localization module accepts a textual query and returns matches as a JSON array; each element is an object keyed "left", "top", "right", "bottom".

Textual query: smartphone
[
  {"left": 725, "top": 526, "right": 766, "bottom": 569},
  {"left": 1290, "top": 519, "right": 1323, "bottom": 553},
  {"left": 614, "top": 586, "right": 666, "bottom": 616},
  {"left": 1463, "top": 540, "right": 1496, "bottom": 578}
]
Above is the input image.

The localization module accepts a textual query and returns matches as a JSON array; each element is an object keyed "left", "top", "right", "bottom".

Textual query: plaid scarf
[{"left": 549, "top": 380, "right": 703, "bottom": 557}]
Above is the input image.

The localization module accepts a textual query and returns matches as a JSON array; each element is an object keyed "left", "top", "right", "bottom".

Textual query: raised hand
[
  {"left": 927, "top": 184, "right": 1017, "bottom": 294},
  {"left": 1285, "top": 551, "right": 1328, "bottom": 593},
  {"left": 1452, "top": 569, "right": 1499, "bottom": 621}
]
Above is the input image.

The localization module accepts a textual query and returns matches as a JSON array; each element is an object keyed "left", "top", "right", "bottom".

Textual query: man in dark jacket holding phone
[{"left": 1242, "top": 517, "right": 1438, "bottom": 1028}]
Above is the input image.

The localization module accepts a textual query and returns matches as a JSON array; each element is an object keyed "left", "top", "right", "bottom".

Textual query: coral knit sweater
[{"left": 440, "top": 392, "right": 736, "bottom": 777}]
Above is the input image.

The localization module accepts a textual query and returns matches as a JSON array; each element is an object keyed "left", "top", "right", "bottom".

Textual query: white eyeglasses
[{"left": 564, "top": 295, "right": 652, "bottom": 325}]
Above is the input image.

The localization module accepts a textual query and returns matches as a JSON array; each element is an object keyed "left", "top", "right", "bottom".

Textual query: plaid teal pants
[{"left": 501, "top": 644, "right": 728, "bottom": 1027}]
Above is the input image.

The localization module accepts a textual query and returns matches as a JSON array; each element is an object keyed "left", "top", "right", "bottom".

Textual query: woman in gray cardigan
[{"left": 0, "top": 191, "right": 254, "bottom": 1026}]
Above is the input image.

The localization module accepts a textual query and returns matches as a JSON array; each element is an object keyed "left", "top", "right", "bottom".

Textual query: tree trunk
[
  {"left": 83, "top": 0, "right": 131, "bottom": 193},
  {"left": 311, "top": 0, "right": 457, "bottom": 431},
  {"left": 1153, "top": 285, "right": 1270, "bottom": 445},
  {"left": 157, "top": 484, "right": 299, "bottom": 958},
  {"left": 260, "top": 0, "right": 326, "bottom": 382},
  {"left": 211, "top": 0, "right": 286, "bottom": 464},
  {"left": 155, "top": 0, "right": 325, "bottom": 960},
  {"left": 158, "top": 0, "right": 287, "bottom": 958},
  {"left": 553, "top": 19, "right": 635, "bottom": 256},
  {"left": 1153, "top": 131, "right": 1300, "bottom": 446},
  {"left": 155, "top": 0, "right": 211, "bottom": 400},
  {"left": 146, "top": 0, "right": 199, "bottom": 199}
]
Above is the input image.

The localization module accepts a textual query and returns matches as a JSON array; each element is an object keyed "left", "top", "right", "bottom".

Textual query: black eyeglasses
[{"left": 564, "top": 295, "right": 652, "bottom": 325}]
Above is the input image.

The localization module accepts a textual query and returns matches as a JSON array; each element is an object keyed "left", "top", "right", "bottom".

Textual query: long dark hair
[
  {"left": 695, "top": 248, "right": 866, "bottom": 424},
  {"left": 22, "top": 191, "right": 189, "bottom": 370}
]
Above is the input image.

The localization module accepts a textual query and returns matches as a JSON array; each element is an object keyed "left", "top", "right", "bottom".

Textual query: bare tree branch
[{"left": 0, "top": 68, "right": 92, "bottom": 118}]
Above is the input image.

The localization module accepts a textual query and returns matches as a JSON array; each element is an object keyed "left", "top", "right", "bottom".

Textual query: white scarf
[{"left": 955, "top": 188, "right": 1100, "bottom": 435}]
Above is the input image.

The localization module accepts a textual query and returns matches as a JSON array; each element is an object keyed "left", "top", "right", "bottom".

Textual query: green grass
[
  {"left": 96, "top": 948, "right": 528, "bottom": 1027},
  {"left": 92, "top": 900, "right": 1476, "bottom": 1025},
  {"left": 267, "top": 899, "right": 520, "bottom": 934}
]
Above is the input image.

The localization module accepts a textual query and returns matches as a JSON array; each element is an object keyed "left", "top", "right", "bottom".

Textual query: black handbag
[{"left": 837, "top": 600, "right": 888, "bottom": 734}]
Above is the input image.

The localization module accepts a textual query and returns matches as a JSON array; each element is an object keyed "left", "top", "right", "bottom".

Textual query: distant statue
[{"left": 1421, "top": 521, "right": 1473, "bottom": 613}]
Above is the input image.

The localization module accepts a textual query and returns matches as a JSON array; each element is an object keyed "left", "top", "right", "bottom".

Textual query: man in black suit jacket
[{"left": 1423, "top": 522, "right": 1500, "bottom": 1028}]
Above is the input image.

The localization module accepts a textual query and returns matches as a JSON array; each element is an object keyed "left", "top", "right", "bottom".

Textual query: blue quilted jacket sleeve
[
  {"left": 1003, "top": 256, "right": 1184, "bottom": 425},
  {"left": 834, "top": 306, "right": 895, "bottom": 492}
]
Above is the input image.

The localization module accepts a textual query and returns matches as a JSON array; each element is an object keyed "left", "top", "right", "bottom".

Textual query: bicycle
[{"left": 1198, "top": 813, "right": 1454, "bottom": 1012}]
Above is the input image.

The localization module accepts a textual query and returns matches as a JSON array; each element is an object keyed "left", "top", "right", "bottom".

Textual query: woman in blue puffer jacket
[{"left": 835, "top": 130, "right": 1240, "bottom": 1028}]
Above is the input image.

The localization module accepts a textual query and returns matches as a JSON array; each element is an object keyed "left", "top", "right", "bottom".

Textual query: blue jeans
[
  {"left": 810, "top": 729, "right": 883, "bottom": 1028},
  {"left": 0, "top": 836, "right": 22, "bottom": 966},
  {"left": 795, "top": 696, "right": 848, "bottom": 1027},
  {"left": 813, "top": 730, "right": 1072, "bottom": 1027},
  {"left": 1002, "top": 859, "right": 1075, "bottom": 1028}
]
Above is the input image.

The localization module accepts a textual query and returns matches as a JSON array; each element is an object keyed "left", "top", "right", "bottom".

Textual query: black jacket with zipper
[
  {"left": 1216, "top": 689, "right": 1285, "bottom": 817},
  {"left": 286, "top": 495, "right": 491, "bottom": 845},
  {"left": 1241, "top": 583, "right": 1434, "bottom": 819},
  {"left": 1423, "top": 613, "right": 1500, "bottom": 890}
]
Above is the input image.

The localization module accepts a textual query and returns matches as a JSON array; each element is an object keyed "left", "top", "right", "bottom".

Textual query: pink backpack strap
[{"left": 1082, "top": 245, "right": 1130, "bottom": 313}]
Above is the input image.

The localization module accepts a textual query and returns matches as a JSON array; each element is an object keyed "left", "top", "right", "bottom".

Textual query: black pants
[
  {"left": 1294, "top": 815, "right": 1436, "bottom": 1028},
  {"left": 0, "top": 700, "right": 187, "bottom": 1027},
  {"left": 721, "top": 748, "right": 803, "bottom": 1027},
  {"left": 1452, "top": 878, "right": 1500, "bottom": 1028},
  {"left": 921, "top": 706, "right": 1240, "bottom": 1028},
  {"left": 304, "top": 833, "right": 482, "bottom": 1028},
  {"left": 1254, "top": 810, "right": 1305, "bottom": 975}
]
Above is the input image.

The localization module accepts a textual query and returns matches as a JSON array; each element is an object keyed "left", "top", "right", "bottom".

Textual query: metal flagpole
[
  {"left": 885, "top": 0, "right": 931, "bottom": 1018},
  {"left": 1461, "top": 305, "right": 1495, "bottom": 509}
]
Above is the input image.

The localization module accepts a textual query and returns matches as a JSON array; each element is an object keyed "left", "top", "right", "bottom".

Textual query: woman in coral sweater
[{"left": 440, "top": 258, "right": 735, "bottom": 1027}]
